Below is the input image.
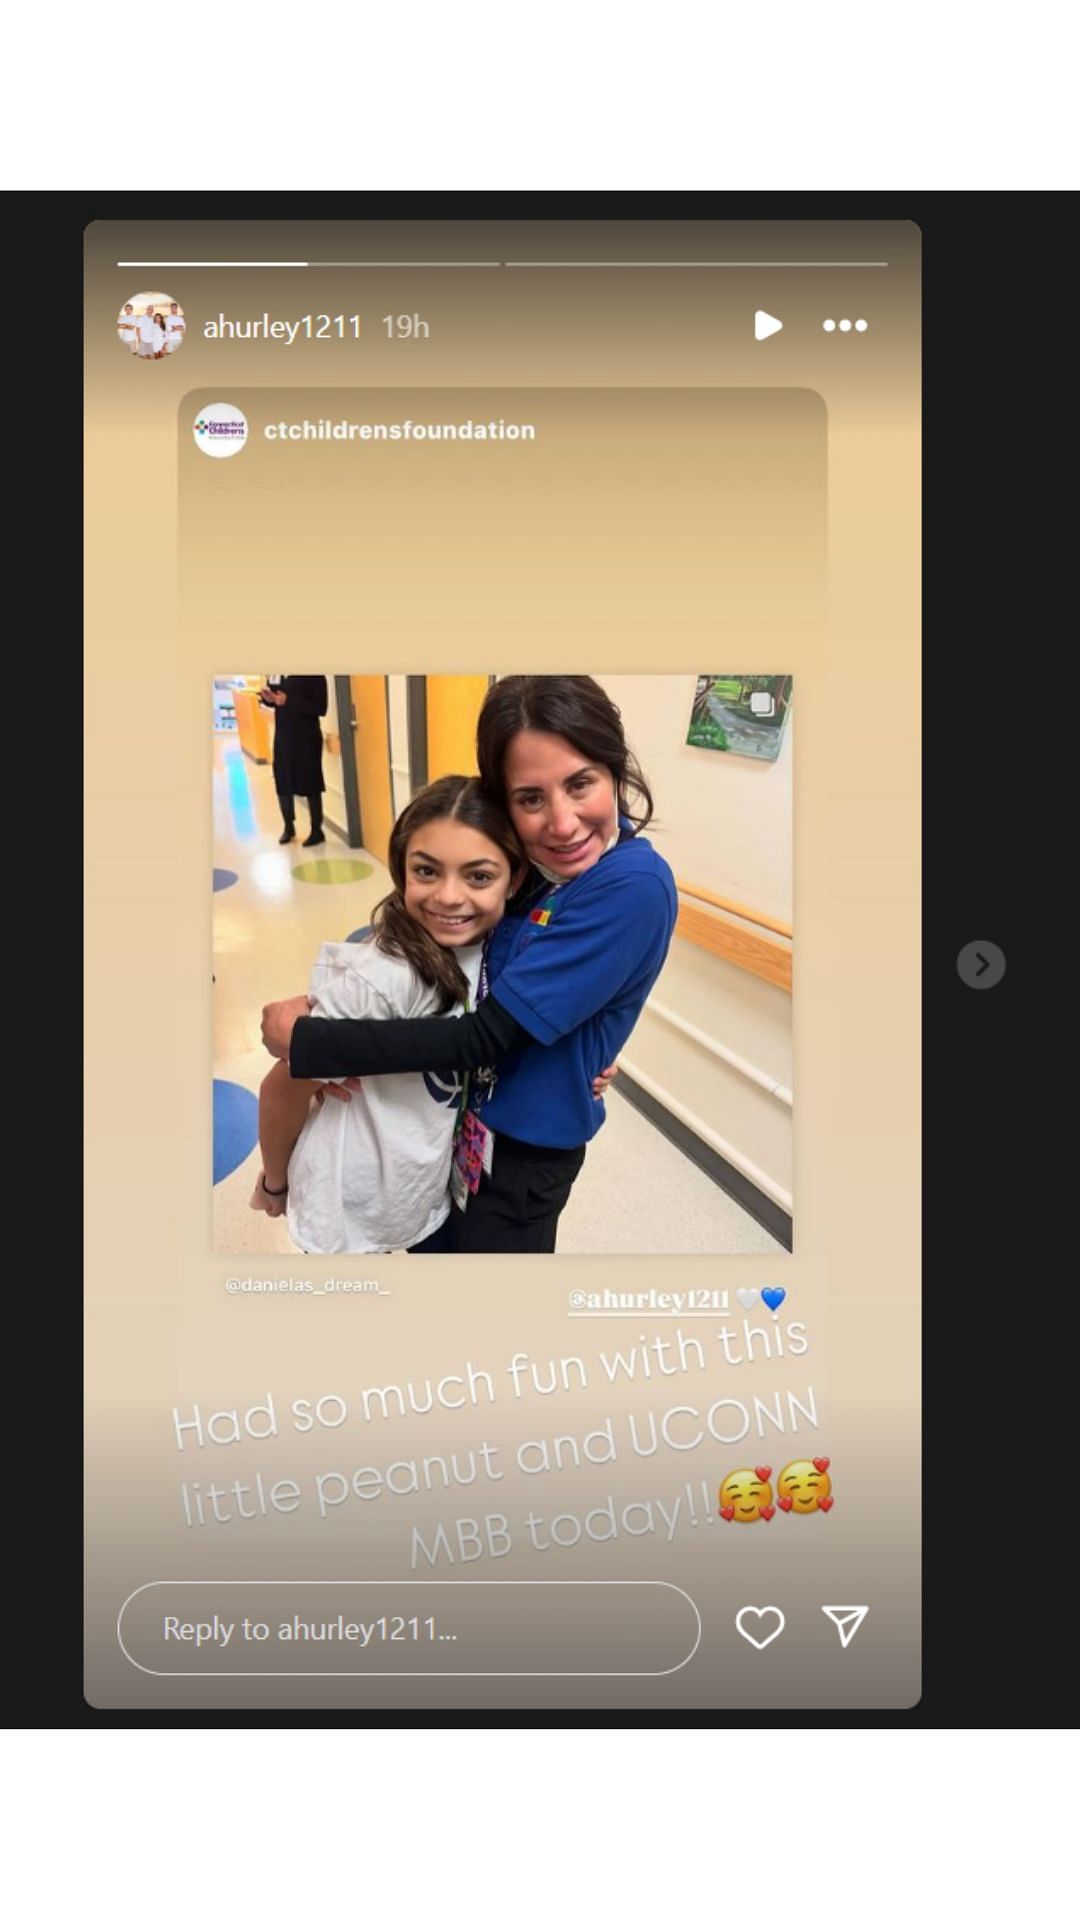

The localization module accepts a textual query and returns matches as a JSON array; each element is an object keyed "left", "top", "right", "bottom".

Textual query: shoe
[
  {"left": 278, "top": 828, "right": 295, "bottom": 844},
  {"left": 303, "top": 829, "right": 326, "bottom": 847}
]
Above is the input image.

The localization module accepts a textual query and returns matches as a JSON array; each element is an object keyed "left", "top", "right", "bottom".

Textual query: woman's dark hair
[
  {"left": 369, "top": 775, "right": 522, "bottom": 1011},
  {"left": 476, "top": 676, "right": 653, "bottom": 835}
]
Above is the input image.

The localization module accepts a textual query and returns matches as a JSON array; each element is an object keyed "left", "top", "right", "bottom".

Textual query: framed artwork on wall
[{"left": 687, "top": 675, "right": 793, "bottom": 760}]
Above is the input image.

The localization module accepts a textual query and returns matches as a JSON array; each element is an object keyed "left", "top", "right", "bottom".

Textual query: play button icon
[{"left": 755, "top": 310, "right": 783, "bottom": 341}]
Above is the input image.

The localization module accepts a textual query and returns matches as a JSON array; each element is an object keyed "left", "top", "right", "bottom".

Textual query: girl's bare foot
[{"left": 250, "top": 1174, "right": 288, "bottom": 1218}]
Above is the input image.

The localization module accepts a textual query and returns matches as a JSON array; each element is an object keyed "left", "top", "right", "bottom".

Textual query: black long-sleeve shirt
[{"left": 290, "top": 992, "right": 528, "bottom": 1080}]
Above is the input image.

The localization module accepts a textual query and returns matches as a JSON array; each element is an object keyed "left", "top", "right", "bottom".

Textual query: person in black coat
[{"left": 261, "top": 676, "right": 329, "bottom": 846}]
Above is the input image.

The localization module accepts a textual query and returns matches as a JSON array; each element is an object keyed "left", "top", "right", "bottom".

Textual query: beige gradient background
[{"left": 85, "top": 221, "right": 919, "bottom": 1710}]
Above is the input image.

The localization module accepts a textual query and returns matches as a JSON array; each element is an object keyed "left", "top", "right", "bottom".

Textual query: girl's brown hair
[
  {"left": 476, "top": 676, "right": 654, "bottom": 834},
  {"left": 369, "top": 775, "right": 522, "bottom": 1011}
]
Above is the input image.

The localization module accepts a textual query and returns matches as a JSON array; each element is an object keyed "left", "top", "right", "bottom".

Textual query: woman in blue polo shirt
[{"left": 263, "top": 677, "right": 678, "bottom": 1252}]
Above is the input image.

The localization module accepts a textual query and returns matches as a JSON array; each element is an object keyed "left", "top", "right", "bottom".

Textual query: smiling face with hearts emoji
[
  {"left": 718, "top": 1466, "right": 775, "bottom": 1524},
  {"left": 777, "top": 1457, "right": 833, "bottom": 1514}
]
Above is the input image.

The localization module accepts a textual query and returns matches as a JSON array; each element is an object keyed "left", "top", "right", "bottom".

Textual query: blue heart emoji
[{"left": 761, "top": 1287, "right": 786, "bottom": 1313}]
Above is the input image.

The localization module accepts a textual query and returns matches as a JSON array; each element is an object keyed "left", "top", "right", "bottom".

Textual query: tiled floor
[{"left": 213, "top": 736, "right": 782, "bottom": 1257}]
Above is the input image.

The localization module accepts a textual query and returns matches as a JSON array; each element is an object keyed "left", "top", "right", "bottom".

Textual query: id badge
[
  {"left": 453, "top": 1108, "right": 492, "bottom": 1207},
  {"left": 450, "top": 1156, "right": 469, "bottom": 1212}
]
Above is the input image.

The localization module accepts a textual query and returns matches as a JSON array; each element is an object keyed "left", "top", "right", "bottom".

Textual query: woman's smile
[{"left": 538, "top": 830, "right": 598, "bottom": 869}]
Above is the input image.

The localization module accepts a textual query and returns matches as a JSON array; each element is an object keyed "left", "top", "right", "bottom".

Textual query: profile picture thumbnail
[{"left": 117, "top": 291, "right": 186, "bottom": 361}]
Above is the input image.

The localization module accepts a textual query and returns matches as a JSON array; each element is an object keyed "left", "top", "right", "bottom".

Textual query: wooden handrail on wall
[
  {"left": 675, "top": 881, "right": 792, "bottom": 994},
  {"left": 676, "top": 879, "right": 792, "bottom": 941}
]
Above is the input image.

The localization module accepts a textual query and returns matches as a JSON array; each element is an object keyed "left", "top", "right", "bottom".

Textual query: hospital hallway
[{"left": 212, "top": 735, "right": 783, "bottom": 1257}]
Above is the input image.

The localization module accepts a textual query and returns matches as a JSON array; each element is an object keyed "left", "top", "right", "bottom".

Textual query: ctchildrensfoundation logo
[{"left": 193, "top": 403, "right": 249, "bottom": 458}]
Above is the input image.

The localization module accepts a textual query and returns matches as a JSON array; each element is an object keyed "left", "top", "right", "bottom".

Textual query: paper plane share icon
[{"left": 822, "top": 1605, "right": 869, "bottom": 1648}]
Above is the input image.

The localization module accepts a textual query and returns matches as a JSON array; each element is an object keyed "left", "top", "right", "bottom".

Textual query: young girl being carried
[{"left": 251, "top": 775, "right": 522, "bottom": 1254}]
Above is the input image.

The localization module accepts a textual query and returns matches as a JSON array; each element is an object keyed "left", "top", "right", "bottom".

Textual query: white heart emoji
[
  {"left": 736, "top": 1289, "right": 760, "bottom": 1310},
  {"left": 735, "top": 1606, "right": 785, "bottom": 1651}
]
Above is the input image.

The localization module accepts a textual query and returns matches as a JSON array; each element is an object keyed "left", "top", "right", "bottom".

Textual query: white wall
[
  {"left": 597, "top": 675, "right": 794, "bottom": 1215},
  {"left": 601, "top": 674, "right": 792, "bottom": 923},
  {"left": 386, "top": 674, "right": 412, "bottom": 818}
]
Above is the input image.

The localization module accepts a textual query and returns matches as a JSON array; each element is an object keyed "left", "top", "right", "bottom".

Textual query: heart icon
[
  {"left": 819, "top": 1496, "right": 834, "bottom": 1512},
  {"left": 735, "top": 1606, "right": 785, "bottom": 1650},
  {"left": 813, "top": 1457, "right": 831, "bottom": 1473},
  {"left": 755, "top": 1466, "right": 772, "bottom": 1483},
  {"left": 761, "top": 1287, "right": 786, "bottom": 1313},
  {"left": 736, "top": 1289, "right": 759, "bottom": 1310},
  {"left": 778, "top": 1497, "right": 793, "bottom": 1512},
  {"left": 719, "top": 1506, "right": 735, "bottom": 1522},
  {"left": 760, "top": 1506, "right": 775, "bottom": 1522}
]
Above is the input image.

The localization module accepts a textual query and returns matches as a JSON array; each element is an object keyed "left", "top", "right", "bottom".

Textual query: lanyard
[
  {"left": 456, "top": 935, "right": 495, "bottom": 1129},
  {"left": 450, "top": 936, "right": 499, "bottom": 1207},
  {"left": 475, "top": 937, "right": 490, "bottom": 1010}
]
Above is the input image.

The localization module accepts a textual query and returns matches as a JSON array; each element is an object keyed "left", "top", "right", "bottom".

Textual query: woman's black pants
[{"left": 450, "top": 1135, "right": 587, "bottom": 1253}]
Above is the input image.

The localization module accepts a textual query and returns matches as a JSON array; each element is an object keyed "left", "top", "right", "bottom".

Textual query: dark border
[
  {"left": 52, "top": 193, "right": 1073, "bottom": 1733},
  {"left": 613, "top": 1072, "right": 792, "bottom": 1250},
  {"left": 406, "top": 675, "right": 429, "bottom": 791}
]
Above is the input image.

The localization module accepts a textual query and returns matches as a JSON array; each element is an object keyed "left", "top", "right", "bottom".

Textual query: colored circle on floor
[
  {"left": 346, "top": 925, "right": 372, "bottom": 943},
  {"left": 213, "top": 868, "right": 239, "bottom": 892},
  {"left": 292, "top": 859, "right": 374, "bottom": 885},
  {"left": 213, "top": 1078, "right": 259, "bottom": 1185}
]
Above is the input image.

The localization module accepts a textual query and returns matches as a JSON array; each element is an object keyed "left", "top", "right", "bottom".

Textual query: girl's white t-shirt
[{"left": 286, "top": 937, "right": 482, "bottom": 1254}]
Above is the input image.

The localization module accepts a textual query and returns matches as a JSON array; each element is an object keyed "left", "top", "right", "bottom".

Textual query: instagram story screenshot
[{"left": 84, "top": 217, "right": 920, "bottom": 1718}]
